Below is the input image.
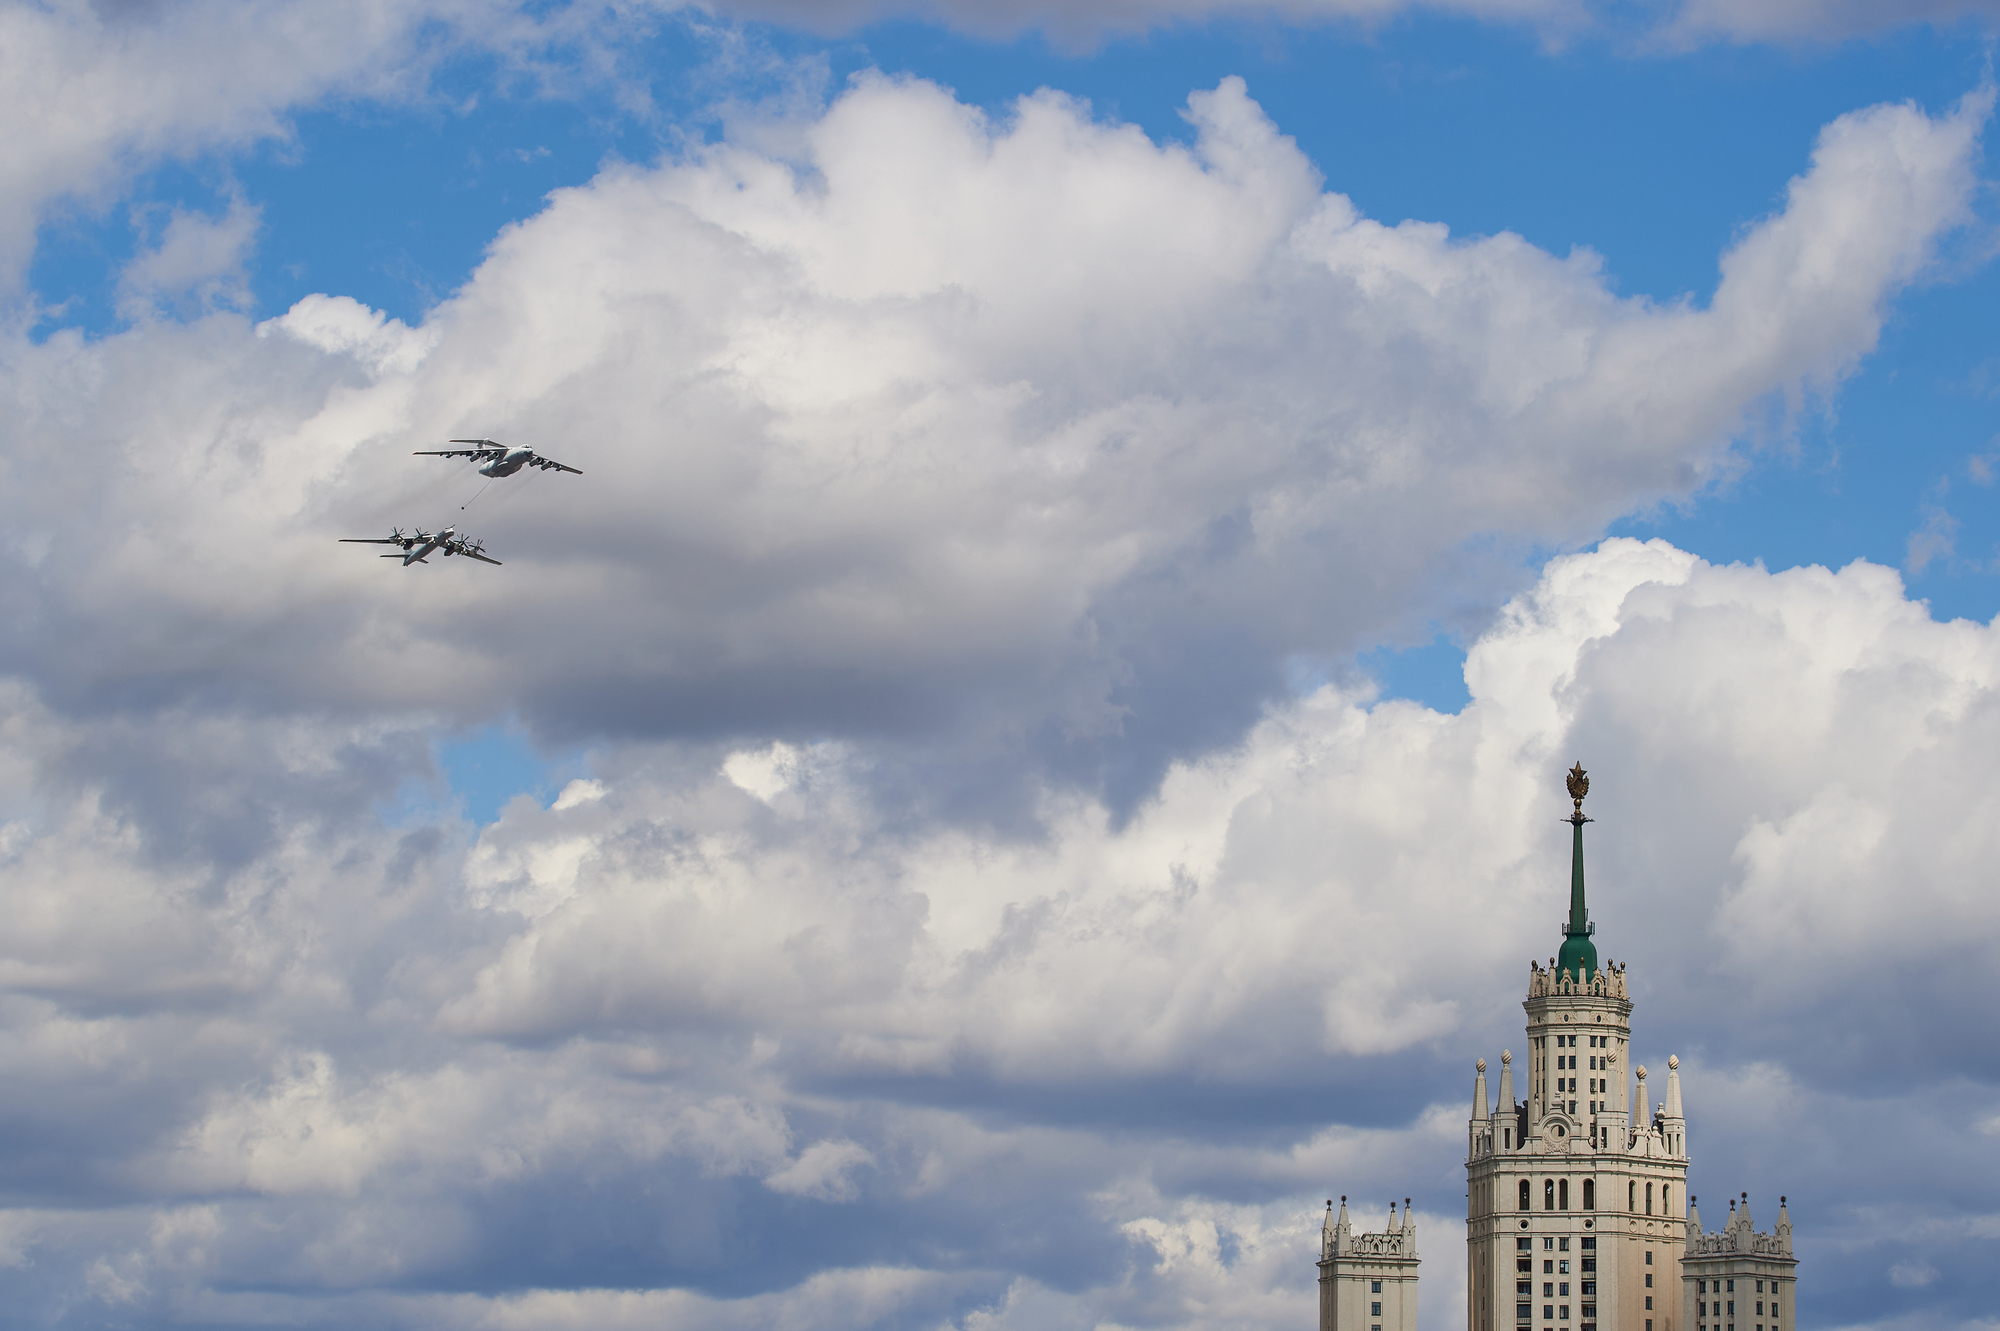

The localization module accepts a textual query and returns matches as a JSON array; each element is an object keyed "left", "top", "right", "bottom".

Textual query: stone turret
[
  {"left": 1682, "top": 1192, "right": 1798, "bottom": 1330},
  {"left": 1319, "top": 1194, "right": 1418, "bottom": 1331}
]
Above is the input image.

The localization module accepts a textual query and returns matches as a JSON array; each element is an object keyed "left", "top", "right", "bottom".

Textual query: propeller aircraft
[
  {"left": 414, "top": 439, "right": 581, "bottom": 478},
  {"left": 340, "top": 527, "right": 501, "bottom": 566}
]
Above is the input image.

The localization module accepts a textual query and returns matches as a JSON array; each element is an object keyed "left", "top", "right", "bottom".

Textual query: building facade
[
  {"left": 1319, "top": 1196, "right": 1419, "bottom": 1331},
  {"left": 1681, "top": 1194, "right": 1796, "bottom": 1331}
]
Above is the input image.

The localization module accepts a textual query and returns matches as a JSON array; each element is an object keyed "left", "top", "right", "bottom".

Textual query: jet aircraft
[
  {"left": 414, "top": 439, "right": 582, "bottom": 477},
  {"left": 340, "top": 527, "right": 501, "bottom": 566}
]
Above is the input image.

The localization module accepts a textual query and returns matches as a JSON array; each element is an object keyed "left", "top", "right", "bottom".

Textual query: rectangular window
[
  {"left": 1580, "top": 1238, "right": 1595, "bottom": 1250},
  {"left": 1559, "top": 1239, "right": 1570, "bottom": 1252},
  {"left": 1371, "top": 1303, "right": 1381, "bottom": 1315},
  {"left": 1545, "top": 1239, "right": 1556, "bottom": 1251},
  {"left": 1645, "top": 1275, "right": 1653, "bottom": 1287},
  {"left": 1728, "top": 1280, "right": 1735, "bottom": 1292},
  {"left": 1372, "top": 1282, "right": 1381, "bottom": 1293},
  {"left": 1519, "top": 1260, "right": 1532, "bottom": 1272},
  {"left": 1646, "top": 1298, "right": 1653, "bottom": 1310},
  {"left": 1518, "top": 1282, "right": 1532, "bottom": 1295},
  {"left": 1560, "top": 1306, "right": 1570, "bottom": 1320},
  {"left": 1757, "top": 1282, "right": 1764, "bottom": 1293},
  {"left": 1544, "top": 1284, "right": 1553, "bottom": 1297},
  {"left": 1559, "top": 1283, "right": 1569, "bottom": 1296},
  {"left": 1545, "top": 1306, "right": 1555, "bottom": 1320},
  {"left": 1544, "top": 1262, "right": 1554, "bottom": 1275},
  {"left": 1517, "top": 1303, "right": 1532, "bottom": 1320},
  {"left": 1646, "top": 1251, "right": 1654, "bottom": 1265},
  {"left": 1558, "top": 1260, "right": 1569, "bottom": 1274},
  {"left": 1518, "top": 1238, "right": 1533, "bottom": 1251},
  {"left": 1581, "top": 1259, "right": 1596, "bottom": 1272}
]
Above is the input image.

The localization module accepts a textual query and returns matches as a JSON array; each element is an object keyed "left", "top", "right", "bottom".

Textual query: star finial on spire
[{"left": 1566, "top": 762, "right": 1590, "bottom": 823}]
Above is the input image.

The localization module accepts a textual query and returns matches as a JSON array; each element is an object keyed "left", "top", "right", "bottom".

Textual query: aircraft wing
[
  {"left": 459, "top": 548, "right": 503, "bottom": 566},
  {"left": 414, "top": 448, "right": 494, "bottom": 460},
  {"left": 340, "top": 537, "right": 405, "bottom": 545},
  {"left": 535, "top": 455, "right": 583, "bottom": 475}
]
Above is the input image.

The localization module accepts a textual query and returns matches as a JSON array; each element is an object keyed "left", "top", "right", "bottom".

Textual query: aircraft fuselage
[
  {"left": 477, "top": 448, "right": 536, "bottom": 477},
  {"left": 402, "top": 528, "right": 456, "bottom": 564}
]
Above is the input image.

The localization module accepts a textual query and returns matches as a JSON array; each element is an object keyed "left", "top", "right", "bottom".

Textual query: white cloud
[
  {"left": 1890, "top": 1259, "right": 1940, "bottom": 1286},
  {"left": 115, "top": 196, "right": 262, "bottom": 322},
  {"left": 427, "top": 537, "right": 2000, "bottom": 1088},
  {"left": 0, "top": 536, "right": 1998, "bottom": 1320},
  {"left": 765, "top": 1138, "right": 874, "bottom": 1199},
  {"left": 1661, "top": 0, "right": 2000, "bottom": 45},
  {"left": 714, "top": 0, "right": 2000, "bottom": 49},
  {"left": 723, "top": 0, "right": 1579, "bottom": 48},
  {"left": 1, "top": 0, "right": 1988, "bottom": 300},
  {"left": 5, "top": 59, "right": 2000, "bottom": 1330},
  {"left": 1, "top": 78, "right": 1984, "bottom": 803},
  {"left": 0, "top": 0, "right": 440, "bottom": 281}
]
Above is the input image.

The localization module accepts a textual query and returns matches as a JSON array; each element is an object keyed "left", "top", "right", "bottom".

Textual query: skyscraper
[
  {"left": 1465, "top": 764, "right": 1689, "bottom": 1331},
  {"left": 1319, "top": 766, "right": 1798, "bottom": 1331}
]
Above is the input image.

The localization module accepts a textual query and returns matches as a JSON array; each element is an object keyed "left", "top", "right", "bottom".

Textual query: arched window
[
  {"left": 1629, "top": 1182, "right": 1636, "bottom": 1211},
  {"left": 1583, "top": 1180, "right": 1595, "bottom": 1210},
  {"left": 1646, "top": 1182, "right": 1654, "bottom": 1215},
  {"left": 1559, "top": 1180, "right": 1569, "bottom": 1210},
  {"left": 1544, "top": 1179, "right": 1555, "bottom": 1211},
  {"left": 1662, "top": 1185, "right": 1670, "bottom": 1214},
  {"left": 1520, "top": 1180, "right": 1531, "bottom": 1211}
]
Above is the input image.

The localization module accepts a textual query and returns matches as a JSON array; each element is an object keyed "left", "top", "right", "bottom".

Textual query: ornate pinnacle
[
  {"left": 1558, "top": 763, "right": 1597, "bottom": 980},
  {"left": 1566, "top": 762, "right": 1590, "bottom": 822}
]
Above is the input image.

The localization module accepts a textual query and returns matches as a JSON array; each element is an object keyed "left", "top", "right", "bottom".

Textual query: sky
[{"left": 2, "top": 0, "right": 2000, "bottom": 1328}]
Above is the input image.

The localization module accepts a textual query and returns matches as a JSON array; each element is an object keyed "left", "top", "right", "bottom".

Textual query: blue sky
[{"left": 4, "top": 2, "right": 2000, "bottom": 1329}]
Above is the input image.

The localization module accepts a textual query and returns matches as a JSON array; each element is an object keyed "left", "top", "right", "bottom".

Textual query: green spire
[{"left": 1557, "top": 763, "right": 1598, "bottom": 983}]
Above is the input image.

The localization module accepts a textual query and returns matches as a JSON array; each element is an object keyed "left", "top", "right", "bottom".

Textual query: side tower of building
[
  {"left": 1321, "top": 1196, "right": 1419, "bottom": 1331},
  {"left": 1683, "top": 1195, "right": 1796, "bottom": 1331},
  {"left": 1466, "top": 766, "right": 1689, "bottom": 1331}
]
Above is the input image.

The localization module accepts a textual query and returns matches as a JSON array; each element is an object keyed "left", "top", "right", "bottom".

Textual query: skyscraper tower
[{"left": 1465, "top": 766, "right": 1689, "bottom": 1331}]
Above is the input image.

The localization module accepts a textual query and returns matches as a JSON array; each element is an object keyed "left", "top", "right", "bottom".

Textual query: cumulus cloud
[
  {"left": 4, "top": 538, "right": 2000, "bottom": 1323},
  {"left": 717, "top": 0, "right": 2000, "bottom": 49},
  {"left": 4, "top": 63, "right": 2000, "bottom": 1331},
  {"left": 1660, "top": 0, "right": 2000, "bottom": 45},
  {"left": 114, "top": 195, "right": 262, "bottom": 322},
  {"left": 2, "top": 0, "right": 1988, "bottom": 298},
  {"left": 0, "top": 0, "right": 438, "bottom": 280},
  {"left": 0, "top": 0, "right": 724, "bottom": 287},
  {"left": 719, "top": 0, "right": 1580, "bottom": 47},
  {"left": 0, "top": 77, "right": 1985, "bottom": 831}
]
